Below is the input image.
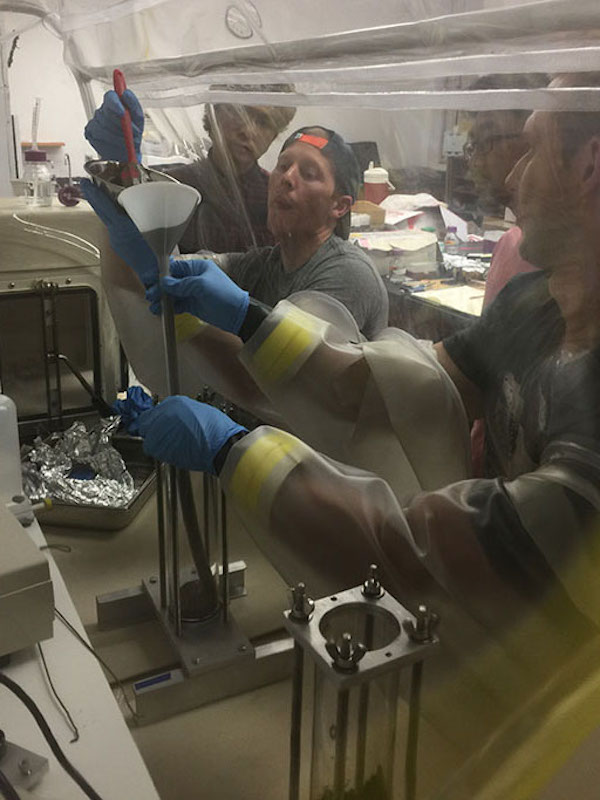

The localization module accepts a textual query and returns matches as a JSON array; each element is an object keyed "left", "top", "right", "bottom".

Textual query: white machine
[{"left": 0, "top": 394, "right": 53, "bottom": 660}]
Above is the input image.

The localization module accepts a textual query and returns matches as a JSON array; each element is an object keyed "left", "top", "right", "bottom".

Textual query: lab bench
[
  {"left": 385, "top": 277, "right": 483, "bottom": 341},
  {"left": 37, "top": 490, "right": 462, "bottom": 800}
]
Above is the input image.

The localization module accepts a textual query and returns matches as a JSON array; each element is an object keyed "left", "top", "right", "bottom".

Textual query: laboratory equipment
[
  {"left": 285, "top": 567, "right": 438, "bottom": 800},
  {"left": 23, "top": 150, "right": 53, "bottom": 207},
  {"left": 0, "top": 391, "right": 53, "bottom": 661},
  {"left": 0, "top": 395, "right": 21, "bottom": 504},
  {"left": 22, "top": 98, "right": 53, "bottom": 207},
  {"left": 0, "top": 502, "right": 53, "bottom": 661},
  {"left": 363, "top": 162, "right": 391, "bottom": 205},
  {"left": 443, "top": 226, "right": 460, "bottom": 255},
  {"left": 0, "top": 199, "right": 121, "bottom": 435},
  {"left": 57, "top": 154, "right": 81, "bottom": 207}
]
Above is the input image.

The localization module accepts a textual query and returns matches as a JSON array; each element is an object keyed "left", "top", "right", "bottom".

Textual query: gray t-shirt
[{"left": 224, "top": 235, "right": 388, "bottom": 340}]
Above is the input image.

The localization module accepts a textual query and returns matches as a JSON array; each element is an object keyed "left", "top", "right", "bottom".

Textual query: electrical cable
[
  {"left": 0, "top": 768, "right": 20, "bottom": 800},
  {"left": 36, "top": 643, "right": 79, "bottom": 743},
  {"left": 54, "top": 608, "right": 139, "bottom": 723},
  {"left": 0, "top": 673, "right": 104, "bottom": 800}
]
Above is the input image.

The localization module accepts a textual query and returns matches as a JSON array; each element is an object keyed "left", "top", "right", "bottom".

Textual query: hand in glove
[
  {"left": 138, "top": 396, "right": 247, "bottom": 474},
  {"left": 84, "top": 89, "right": 144, "bottom": 163},
  {"left": 113, "top": 386, "right": 154, "bottom": 435},
  {"left": 146, "top": 258, "right": 249, "bottom": 335},
  {"left": 80, "top": 178, "right": 158, "bottom": 289}
]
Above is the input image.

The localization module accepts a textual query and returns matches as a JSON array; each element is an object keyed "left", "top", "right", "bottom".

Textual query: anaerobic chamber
[
  {"left": 0, "top": 198, "right": 121, "bottom": 435},
  {"left": 0, "top": 198, "right": 156, "bottom": 528}
]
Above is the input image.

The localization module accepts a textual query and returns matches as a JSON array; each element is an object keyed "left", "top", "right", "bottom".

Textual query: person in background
[
  {"left": 163, "top": 86, "right": 297, "bottom": 253},
  {"left": 85, "top": 85, "right": 296, "bottom": 255},
  {"left": 83, "top": 96, "right": 388, "bottom": 340},
  {"left": 464, "top": 74, "right": 547, "bottom": 472}
]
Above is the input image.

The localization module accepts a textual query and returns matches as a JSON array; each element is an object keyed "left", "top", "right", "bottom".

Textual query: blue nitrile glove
[
  {"left": 80, "top": 178, "right": 158, "bottom": 288},
  {"left": 113, "top": 386, "right": 154, "bottom": 435},
  {"left": 137, "top": 396, "right": 247, "bottom": 474},
  {"left": 145, "top": 258, "right": 249, "bottom": 335},
  {"left": 84, "top": 89, "right": 144, "bottom": 163}
]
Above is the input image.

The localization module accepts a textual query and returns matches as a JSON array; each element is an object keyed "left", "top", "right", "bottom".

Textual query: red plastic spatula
[{"left": 113, "top": 68, "right": 140, "bottom": 186}]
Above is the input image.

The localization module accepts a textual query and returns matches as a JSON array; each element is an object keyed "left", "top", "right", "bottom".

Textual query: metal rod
[
  {"left": 155, "top": 460, "right": 167, "bottom": 608},
  {"left": 48, "top": 283, "right": 64, "bottom": 429},
  {"left": 51, "top": 353, "right": 113, "bottom": 416},
  {"left": 169, "top": 465, "right": 181, "bottom": 636},
  {"left": 289, "top": 642, "right": 304, "bottom": 800},
  {"left": 355, "top": 614, "right": 374, "bottom": 790},
  {"left": 405, "top": 661, "right": 424, "bottom": 800},
  {"left": 386, "top": 670, "right": 401, "bottom": 798},
  {"left": 203, "top": 473, "right": 211, "bottom": 563},
  {"left": 38, "top": 289, "right": 54, "bottom": 428},
  {"left": 158, "top": 253, "right": 183, "bottom": 635},
  {"left": 220, "top": 488, "right": 229, "bottom": 622},
  {"left": 178, "top": 470, "right": 218, "bottom": 614},
  {"left": 333, "top": 689, "right": 350, "bottom": 799}
]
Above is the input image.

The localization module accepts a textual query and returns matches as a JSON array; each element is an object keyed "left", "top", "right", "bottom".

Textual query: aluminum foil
[{"left": 21, "top": 418, "right": 136, "bottom": 508}]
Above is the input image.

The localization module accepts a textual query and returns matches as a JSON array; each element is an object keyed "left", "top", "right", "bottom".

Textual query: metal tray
[{"left": 36, "top": 434, "right": 156, "bottom": 531}]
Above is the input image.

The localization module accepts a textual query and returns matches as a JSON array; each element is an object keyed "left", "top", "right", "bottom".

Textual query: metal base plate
[
  {"left": 133, "top": 636, "right": 293, "bottom": 724},
  {"left": 142, "top": 569, "right": 253, "bottom": 678},
  {"left": 0, "top": 740, "right": 48, "bottom": 791}
]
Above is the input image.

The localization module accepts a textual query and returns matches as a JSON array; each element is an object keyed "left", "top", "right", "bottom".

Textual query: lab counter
[
  {"left": 37, "top": 489, "right": 462, "bottom": 800},
  {"left": 385, "top": 277, "right": 484, "bottom": 341},
  {"left": 0, "top": 517, "right": 161, "bottom": 800}
]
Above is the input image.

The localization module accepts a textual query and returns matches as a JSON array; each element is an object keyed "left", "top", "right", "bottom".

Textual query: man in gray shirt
[
  {"left": 223, "top": 233, "right": 387, "bottom": 340},
  {"left": 83, "top": 107, "right": 388, "bottom": 341},
  {"left": 170, "top": 125, "right": 388, "bottom": 340}
]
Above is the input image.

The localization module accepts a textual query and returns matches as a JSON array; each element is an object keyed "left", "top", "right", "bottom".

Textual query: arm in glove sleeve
[
  {"left": 218, "top": 425, "right": 599, "bottom": 752},
  {"left": 84, "top": 89, "right": 144, "bottom": 162},
  {"left": 146, "top": 258, "right": 249, "bottom": 335},
  {"left": 81, "top": 178, "right": 158, "bottom": 288},
  {"left": 99, "top": 235, "right": 282, "bottom": 422},
  {"left": 137, "top": 395, "right": 247, "bottom": 474},
  {"left": 235, "top": 299, "right": 472, "bottom": 503}
]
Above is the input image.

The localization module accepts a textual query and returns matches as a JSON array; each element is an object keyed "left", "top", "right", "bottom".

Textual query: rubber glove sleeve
[
  {"left": 138, "top": 396, "right": 247, "bottom": 474},
  {"left": 145, "top": 258, "right": 249, "bottom": 335},
  {"left": 80, "top": 179, "right": 158, "bottom": 288},
  {"left": 84, "top": 89, "right": 144, "bottom": 162}
]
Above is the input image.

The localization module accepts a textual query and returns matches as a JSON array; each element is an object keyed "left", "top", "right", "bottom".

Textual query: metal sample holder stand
[
  {"left": 285, "top": 566, "right": 439, "bottom": 800},
  {"left": 96, "top": 179, "right": 292, "bottom": 722}
]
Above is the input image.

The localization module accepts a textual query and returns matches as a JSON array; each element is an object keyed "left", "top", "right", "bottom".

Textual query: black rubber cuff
[
  {"left": 213, "top": 430, "right": 248, "bottom": 476},
  {"left": 238, "top": 298, "right": 272, "bottom": 343}
]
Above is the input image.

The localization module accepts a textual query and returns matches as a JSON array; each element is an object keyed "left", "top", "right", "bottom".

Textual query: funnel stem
[{"left": 160, "top": 254, "right": 180, "bottom": 396}]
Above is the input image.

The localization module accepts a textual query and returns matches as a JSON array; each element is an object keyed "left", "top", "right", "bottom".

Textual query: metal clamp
[
  {"left": 402, "top": 605, "right": 440, "bottom": 643},
  {"left": 325, "top": 632, "right": 367, "bottom": 673}
]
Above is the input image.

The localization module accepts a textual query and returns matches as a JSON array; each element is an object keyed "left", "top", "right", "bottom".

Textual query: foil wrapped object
[{"left": 21, "top": 418, "right": 136, "bottom": 508}]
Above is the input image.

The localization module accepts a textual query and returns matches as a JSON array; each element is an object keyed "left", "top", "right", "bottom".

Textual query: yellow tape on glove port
[
  {"left": 251, "top": 309, "right": 316, "bottom": 385},
  {"left": 175, "top": 313, "right": 205, "bottom": 343},
  {"left": 229, "top": 430, "right": 297, "bottom": 512}
]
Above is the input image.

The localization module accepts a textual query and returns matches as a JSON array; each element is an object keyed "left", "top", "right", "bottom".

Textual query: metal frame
[{"left": 284, "top": 578, "right": 439, "bottom": 800}]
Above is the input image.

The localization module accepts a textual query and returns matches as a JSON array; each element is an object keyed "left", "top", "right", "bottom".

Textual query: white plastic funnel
[{"left": 118, "top": 182, "right": 200, "bottom": 268}]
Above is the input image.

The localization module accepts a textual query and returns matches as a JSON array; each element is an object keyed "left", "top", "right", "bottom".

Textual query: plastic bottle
[
  {"left": 363, "top": 161, "right": 390, "bottom": 205},
  {"left": 23, "top": 149, "right": 53, "bottom": 206},
  {"left": 444, "top": 225, "right": 460, "bottom": 255},
  {"left": 0, "top": 395, "right": 22, "bottom": 503}
]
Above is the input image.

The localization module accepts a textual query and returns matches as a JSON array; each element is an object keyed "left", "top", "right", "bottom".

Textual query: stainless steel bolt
[
  {"left": 362, "top": 563, "right": 384, "bottom": 598},
  {"left": 289, "top": 581, "right": 315, "bottom": 623},
  {"left": 65, "top": 277, "right": 72, "bottom": 284},
  {"left": 19, "top": 759, "right": 32, "bottom": 776},
  {"left": 148, "top": 576, "right": 157, "bottom": 584},
  {"left": 8, "top": 282, "right": 15, "bottom": 289}
]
